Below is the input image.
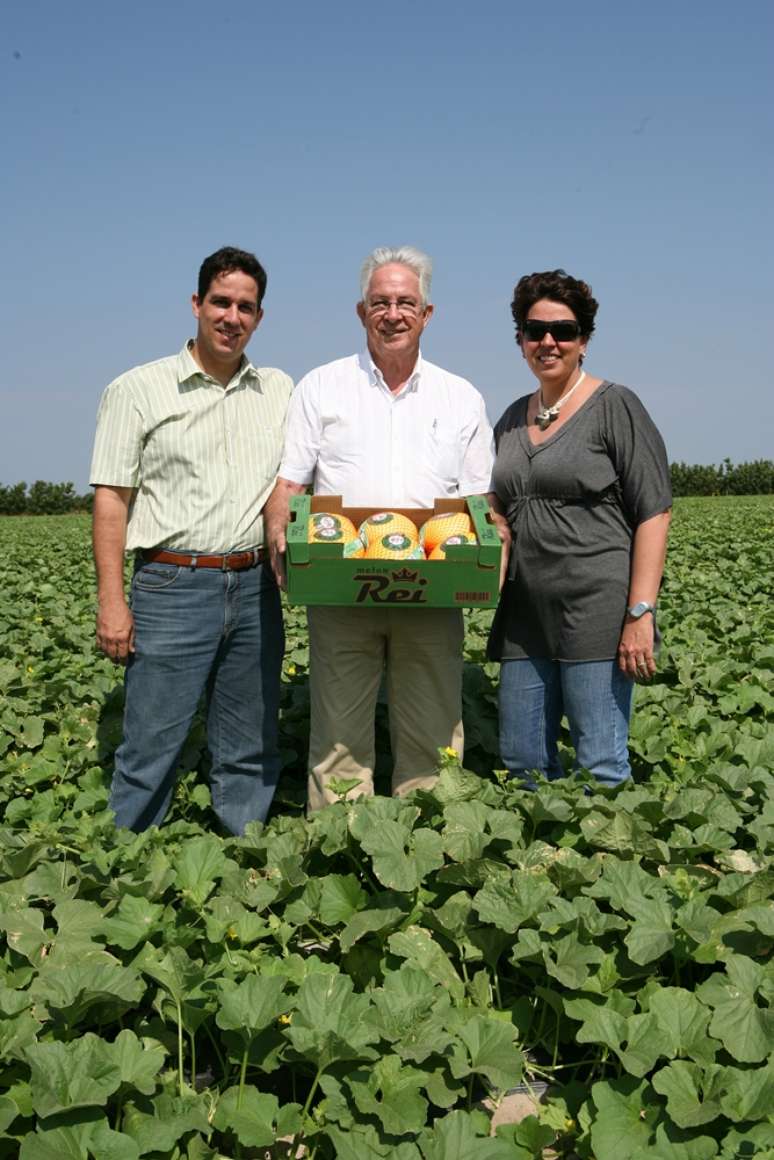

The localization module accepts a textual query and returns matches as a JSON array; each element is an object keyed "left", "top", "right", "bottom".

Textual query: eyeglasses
[
  {"left": 366, "top": 297, "right": 422, "bottom": 317},
  {"left": 521, "top": 320, "right": 582, "bottom": 343}
]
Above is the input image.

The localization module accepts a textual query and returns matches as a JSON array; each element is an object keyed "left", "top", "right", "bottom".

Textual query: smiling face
[
  {"left": 520, "top": 298, "right": 587, "bottom": 390},
  {"left": 357, "top": 263, "right": 433, "bottom": 369},
  {"left": 191, "top": 269, "right": 263, "bottom": 379}
]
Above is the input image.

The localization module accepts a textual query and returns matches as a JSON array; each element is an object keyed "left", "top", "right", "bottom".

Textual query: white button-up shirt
[{"left": 279, "top": 351, "right": 494, "bottom": 507}]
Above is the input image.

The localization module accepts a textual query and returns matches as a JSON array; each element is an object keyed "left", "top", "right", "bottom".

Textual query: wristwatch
[{"left": 627, "top": 601, "right": 657, "bottom": 619}]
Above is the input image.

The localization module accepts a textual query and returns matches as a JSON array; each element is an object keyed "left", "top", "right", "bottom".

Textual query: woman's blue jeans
[
  {"left": 498, "top": 657, "right": 634, "bottom": 788},
  {"left": 110, "top": 558, "right": 284, "bottom": 835}
]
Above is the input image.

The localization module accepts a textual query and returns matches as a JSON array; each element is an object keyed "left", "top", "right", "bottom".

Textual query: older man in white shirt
[{"left": 266, "top": 246, "right": 494, "bottom": 811}]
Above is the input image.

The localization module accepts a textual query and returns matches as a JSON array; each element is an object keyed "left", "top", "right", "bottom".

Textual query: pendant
[{"left": 536, "top": 407, "right": 557, "bottom": 431}]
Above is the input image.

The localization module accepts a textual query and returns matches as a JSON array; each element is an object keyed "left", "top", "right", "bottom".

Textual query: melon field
[{"left": 0, "top": 496, "right": 772, "bottom": 1159}]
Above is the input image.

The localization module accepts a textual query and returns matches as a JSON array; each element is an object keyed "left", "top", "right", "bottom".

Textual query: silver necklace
[{"left": 536, "top": 370, "right": 586, "bottom": 430}]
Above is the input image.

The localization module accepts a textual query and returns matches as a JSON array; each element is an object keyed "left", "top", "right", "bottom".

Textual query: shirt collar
[
  {"left": 177, "top": 341, "right": 262, "bottom": 388},
  {"left": 361, "top": 349, "right": 423, "bottom": 393}
]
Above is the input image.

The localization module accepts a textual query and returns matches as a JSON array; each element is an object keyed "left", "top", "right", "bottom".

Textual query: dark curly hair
[
  {"left": 197, "top": 246, "right": 268, "bottom": 307},
  {"left": 511, "top": 269, "right": 598, "bottom": 342}
]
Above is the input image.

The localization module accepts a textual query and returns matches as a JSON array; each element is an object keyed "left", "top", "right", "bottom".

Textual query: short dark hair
[
  {"left": 197, "top": 246, "right": 268, "bottom": 307},
  {"left": 511, "top": 269, "right": 598, "bottom": 341}
]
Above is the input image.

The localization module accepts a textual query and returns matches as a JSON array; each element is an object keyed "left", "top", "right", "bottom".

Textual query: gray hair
[{"left": 359, "top": 245, "right": 433, "bottom": 306}]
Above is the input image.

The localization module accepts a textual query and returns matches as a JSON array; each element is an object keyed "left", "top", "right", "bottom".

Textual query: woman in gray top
[{"left": 488, "top": 270, "right": 672, "bottom": 787}]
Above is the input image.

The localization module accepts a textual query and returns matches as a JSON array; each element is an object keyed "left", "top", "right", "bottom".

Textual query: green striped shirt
[{"left": 90, "top": 343, "right": 293, "bottom": 552}]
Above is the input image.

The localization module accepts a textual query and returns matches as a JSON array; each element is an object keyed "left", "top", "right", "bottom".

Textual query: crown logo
[{"left": 391, "top": 568, "right": 420, "bottom": 583}]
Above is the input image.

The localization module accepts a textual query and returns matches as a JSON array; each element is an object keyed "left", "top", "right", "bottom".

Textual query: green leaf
[
  {"left": 347, "top": 1054, "right": 429, "bottom": 1135},
  {"left": 25, "top": 1035, "right": 122, "bottom": 1117},
  {"left": 52, "top": 899, "right": 106, "bottom": 945},
  {"left": 111, "top": 1029, "right": 166, "bottom": 1095},
  {"left": 136, "top": 944, "right": 206, "bottom": 1009},
  {"left": 100, "top": 893, "right": 164, "bottom": 950},
  {"left": 340, "top": 905, "right": 405, "bottom": 953},
  {"left": 585, "top": 857, "right": 661, "bottom": 912},
  {"left": 651, "top": 1061, "right": 726, "bottom": 1128},
  {"left": 368, "top": 965, "right": 445, "bottom": 1041},
  {"left": 18, "top": 716, "right": 45, "bottom": 748},
  {"left": 629, "top": 1122, "right": 719, "bottom": 1159},
  {"left": 212, "top": 1085, "right": 301, "bottom": 1148},
  {"left": 287, "top": 970, "right": 378, "bottom": 1069},
  {"left": 388, "top": 926, "right": 465, "bottom": 1000},
  {"left": 589, "top": 1077, "right": 660, "bottom": 1160},
  {"left": 358, "top": 819, "right": 445, "bottom": 892},
  {"left": 697, "top": 955, "right": 774, "bottom": 1062},
  {"left": 544, "top": 930, "right": 604, "bottom": 988},
  {"left": 216, "top": 973, "right": 288, "bottom": 1038},
  {"left": 174, "top": 835, "right": 228, "bottom": 905},
  {"left": 0, "top": 1009, "right": 40, "bottom": 1061},
  {"left": 473, "top": 870, "right": 556, "bottom": 933},
  {"left": 718, "top": 1062, "right": 774, "bottom": 1122},
  {"left": 625, "top": 898, "right": 675, "bottom": 964},
  {"left": 0, "top": 906, "right": 47, "bottom": 960},
  {"left": 452, "top": 1015, "right": 523, "bottom": 1091},
  {"left": 419, "top": 1108, "right": 516, "bottom": 1158},
  {"left": 121, "top": 1092, "right": 211, "bottom": 1153},
  {"left": 647, "top": 987, "right": 716, "bottom": 1065},
  {"left": 88, "top": 1121, "right": 141, "bottom": 1160},
  {"left": 19, "top": 1122, "right": 95, "bottom": 1160},
  {"left": 441, "top": 801, "right": 492, "bottom": 861},
  {"left": 619, "top": 1011, "right": 676, "bottom": 1078},
  {"left": 564, "top": 992, "right": 633, "bottom": 1052},
  {"left": 326, "top": 1123, "right": 422, "bottom": 1159},
  {"left": 319, "top": 873, "right": 368, "bottom": 925},
  {"left": 29, "top": 958, "right": 144, "bottom": 1023}
]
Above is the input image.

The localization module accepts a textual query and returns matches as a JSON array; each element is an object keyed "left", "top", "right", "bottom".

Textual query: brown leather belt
[{"left": 142, "top": 548, "right": 266, "bottom": 571}]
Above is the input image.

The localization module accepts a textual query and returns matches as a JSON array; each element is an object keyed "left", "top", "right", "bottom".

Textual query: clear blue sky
[{"left": 3, "top": 0, "right": 772, "bottom": 489}]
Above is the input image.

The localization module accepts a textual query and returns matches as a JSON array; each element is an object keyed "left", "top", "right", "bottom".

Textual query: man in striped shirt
[{"left": 90, "top": 247, "right": 292, "bottom": 834}]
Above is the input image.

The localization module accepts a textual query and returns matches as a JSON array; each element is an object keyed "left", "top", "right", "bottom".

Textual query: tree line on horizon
[{"left": 0, "top": 459, "right": 772, "bottom": 516}]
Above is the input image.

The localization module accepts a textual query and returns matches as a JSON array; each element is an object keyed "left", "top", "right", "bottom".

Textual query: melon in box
[{"left": 286, "top": 495, "right": 502, "bottom": 608}]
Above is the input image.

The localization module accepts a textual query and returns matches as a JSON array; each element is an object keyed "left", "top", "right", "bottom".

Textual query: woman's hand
[
  {"left": 617, "top": 614, "right": 656, "bottom": 681},
  {"left": 486, "top": 492, "right": 512, "bottom": 592}
]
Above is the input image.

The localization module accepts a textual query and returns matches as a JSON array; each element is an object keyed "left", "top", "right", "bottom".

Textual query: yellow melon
[
  {"left": 428, "top": 532, "right": 478, "bottom": 559},
  {"left": 365, "top": 533, "right": 425, "bottom": 560},
  {"left": 308, "top": 513, "right": 359, "bottom": 544},
  {"left": 359, "top": 511, "right": 419, "bottom": 546},
  {"left": 420, "top": 511, "right": 473, "bottom": 552}
]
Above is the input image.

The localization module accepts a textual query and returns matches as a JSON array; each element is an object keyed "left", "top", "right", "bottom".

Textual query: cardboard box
[{"left": 286, "top": 495, "right": 502, "bottom": 608}]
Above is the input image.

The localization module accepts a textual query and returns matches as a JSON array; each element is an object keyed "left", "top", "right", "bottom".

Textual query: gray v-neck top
[{"left": 488, "top": 382, "right": 671, "bottom": 662}]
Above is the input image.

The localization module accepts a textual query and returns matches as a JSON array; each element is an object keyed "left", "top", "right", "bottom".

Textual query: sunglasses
[{"left": 521, "top": 320, "right": 582, "bottom": 342}]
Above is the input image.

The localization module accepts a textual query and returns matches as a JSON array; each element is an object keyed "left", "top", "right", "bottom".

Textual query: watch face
[{"left": 629, "top": 601, "right": 654, "bottom": 618}]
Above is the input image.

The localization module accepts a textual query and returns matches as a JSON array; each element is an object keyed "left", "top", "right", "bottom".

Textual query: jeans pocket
[{"left": 133, "top": 564, "right": 183, "bottom": 590}]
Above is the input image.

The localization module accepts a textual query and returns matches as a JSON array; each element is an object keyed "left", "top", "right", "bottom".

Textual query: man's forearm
[
  {"left": 264, "top": 478, "right": 307, "bottom": 542},
  {"left": 264, "top": 477, "right": 308, "bottom": 587},
  {"left": 93, "top": 485, "right": 134, "bottom": 602},
  {"left": 93, "top": 485, "right": 136, "bottom": 661}
]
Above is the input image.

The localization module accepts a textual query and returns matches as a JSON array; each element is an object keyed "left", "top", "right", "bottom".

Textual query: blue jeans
[
  {"left": 110, "top": 558, "right": 284, "bottom": 834},
  {"left": 498, "top": 657, "right": 634, "bottom": 788}
]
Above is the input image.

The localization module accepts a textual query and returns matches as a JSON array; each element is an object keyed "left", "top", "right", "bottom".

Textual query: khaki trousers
[{"left": 307, "top": 606, "right": 465, "bottom": 811}]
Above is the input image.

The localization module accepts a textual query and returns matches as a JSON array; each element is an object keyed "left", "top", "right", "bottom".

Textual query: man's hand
[
  {"left": 97, "top": 596, "right": 135, "bottom": 664},
  {"left": 263, "top": 478, "right": 307, "bottom": 590}
]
